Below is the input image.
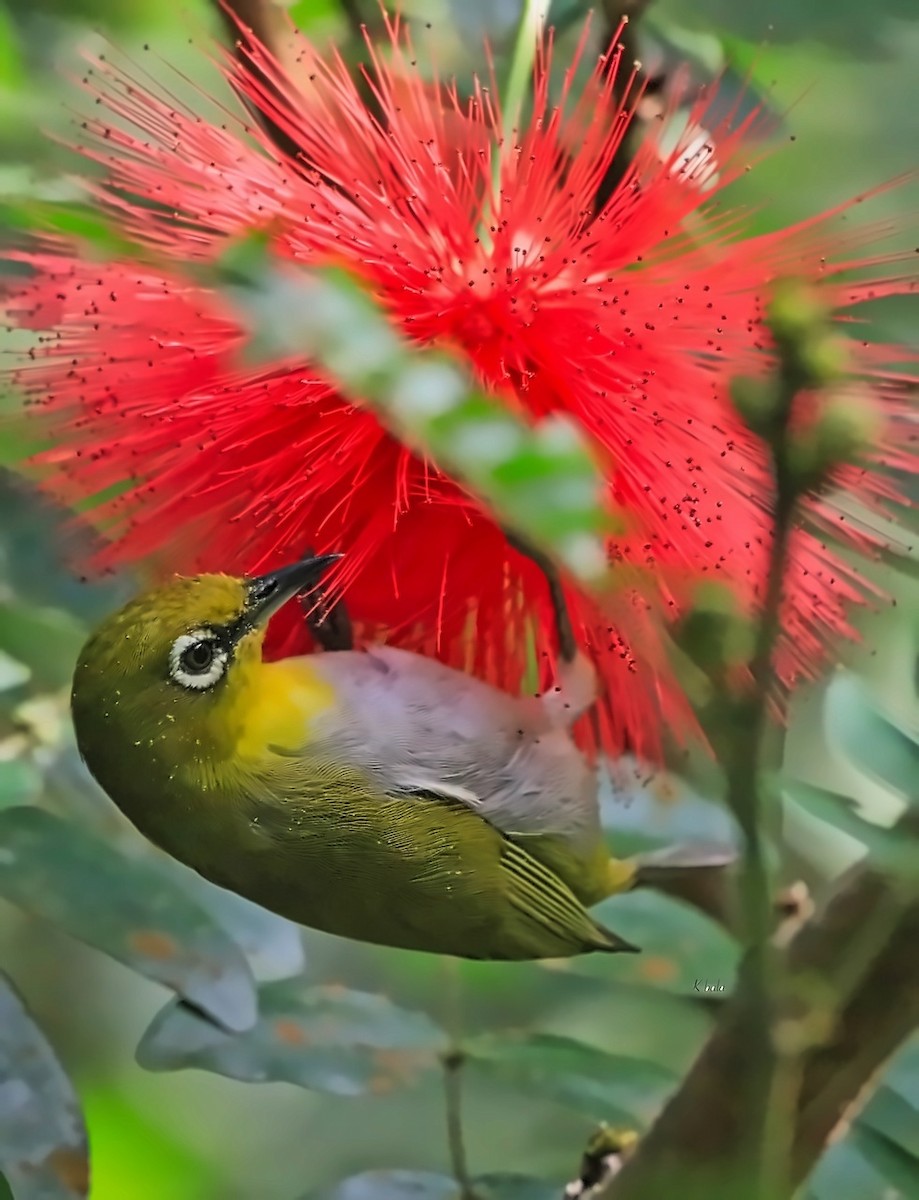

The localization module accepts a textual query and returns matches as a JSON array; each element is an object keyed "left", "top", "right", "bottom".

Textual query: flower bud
[
  {"left": 767, "top": 278, "right": 850, "bottom": 391},
  {"left": 795, "top": 332, "right": 850, "bottom": 389},
  {"left": 767, "top": 278, "right": 829, "bottom": 347},
  {"left": 788, "top": 387, "right": 882, "bottom": 488},
  {"left": 812, "top": 387, "right": 882, "bottom": 466}
]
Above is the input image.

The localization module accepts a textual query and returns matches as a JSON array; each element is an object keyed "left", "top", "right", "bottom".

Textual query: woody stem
[
  {"left": 441, "top": 958, "right": 476, "bottom": 1199},
  {"left": 504, "top": 529, "right": 577, "bottom": 663}
]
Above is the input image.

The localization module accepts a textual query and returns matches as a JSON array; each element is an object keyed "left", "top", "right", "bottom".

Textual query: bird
[{"left": 71, "top": 551, "right": 729, "bottom": 960}]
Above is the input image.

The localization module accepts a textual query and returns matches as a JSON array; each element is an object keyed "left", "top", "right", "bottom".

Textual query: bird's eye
[
  {"left": 168, "top": 630, "right": 228, "bottom": 691},
  {"left": 181, "top": 641, "right": 215, "bottom": 674}
]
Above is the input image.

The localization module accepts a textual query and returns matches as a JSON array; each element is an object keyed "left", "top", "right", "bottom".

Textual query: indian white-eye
[{"left": 71, "top": 553, "right": 715, "bottom": 960}]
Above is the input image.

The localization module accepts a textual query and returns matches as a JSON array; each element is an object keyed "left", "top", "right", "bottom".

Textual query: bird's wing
[{"left": 294, "top": 645, "right": 602, "bottom": 846}]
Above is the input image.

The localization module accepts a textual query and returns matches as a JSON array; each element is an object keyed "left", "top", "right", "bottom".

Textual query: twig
[{"left": 441, "top": 958, "right": 477, "bottom": 1200}]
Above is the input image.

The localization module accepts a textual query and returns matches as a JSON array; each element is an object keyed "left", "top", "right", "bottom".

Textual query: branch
[
  {"left": 604, "top": 286, "right": 919, "bottom": 1199},
  {"left": 603, "top": 854, "right": 919, "bottom": 1200}
]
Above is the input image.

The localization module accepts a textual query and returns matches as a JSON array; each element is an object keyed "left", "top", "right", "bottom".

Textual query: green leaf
[
  {"left": 0, "top": 1172, "right": 12, "bottom": 1200},
  {"left": 136, "top": 981, "right": 446, "bottom": 1095},
  {"left": 0, "top": 972, "right": 89, "bottom": 1199},
  {"left": 783, "top": 782, "right": 919, "bottom": 882},
  {"left": 571, "top": 890, "right": 738, "bottom": 996},
  {"left": 0, "top": 807, "right": 257, "bottom": 1033},
  {"left": 823, "top": 673, "right": 919, "bottom": 800},
  {"left": 468, "top": 1032, "right": 676, "bottom": 1126},
  {"left": 306, "top": 1172, "right": 558, "bottom": 1200}
]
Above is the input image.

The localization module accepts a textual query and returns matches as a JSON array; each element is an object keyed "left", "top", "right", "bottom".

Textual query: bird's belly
[{"left": 192, "top": 790, "right": 571, "bottom": 960}]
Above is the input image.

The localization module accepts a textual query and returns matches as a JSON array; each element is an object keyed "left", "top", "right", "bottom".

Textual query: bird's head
[{"left": 71, "top": 554, "right": 340, "bottom": 774}]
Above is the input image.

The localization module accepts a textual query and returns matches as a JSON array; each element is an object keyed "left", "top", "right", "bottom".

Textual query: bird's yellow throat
[{"left": 227, "top": 656, "right": 338, "bottom": 763}]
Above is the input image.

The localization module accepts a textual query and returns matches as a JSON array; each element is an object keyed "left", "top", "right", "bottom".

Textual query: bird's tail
[
  {"left": 590, "top": 920, "right": 641, "bottom": 954},
  {"left": 633, "top": 842, "right": 738, "bottom": 880},
  {"left": 631, "top": 841, "right": 738, "bottom": 926}
]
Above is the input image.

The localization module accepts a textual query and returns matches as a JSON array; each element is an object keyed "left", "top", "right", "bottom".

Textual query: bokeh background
[{"left": 0, "top": 2, "right": 917, "bottom": 1198}]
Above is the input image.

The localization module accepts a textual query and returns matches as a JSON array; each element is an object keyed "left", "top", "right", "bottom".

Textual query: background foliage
[{"left": 0, "top": 1, "right": 917, "bottom": 1198}]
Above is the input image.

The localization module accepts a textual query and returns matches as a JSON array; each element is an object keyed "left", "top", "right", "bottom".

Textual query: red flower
[{"left": 6, "top": 17, "right": 917, "bottom": 760}]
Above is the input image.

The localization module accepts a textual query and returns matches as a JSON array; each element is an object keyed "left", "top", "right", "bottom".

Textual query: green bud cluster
[{"left": 729, "top": 277, "right": 879, "bottom": 491}]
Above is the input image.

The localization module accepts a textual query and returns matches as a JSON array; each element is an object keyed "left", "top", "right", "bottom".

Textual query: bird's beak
[{"left": 244, "top": 553, "right": 342, "bottom": 627}]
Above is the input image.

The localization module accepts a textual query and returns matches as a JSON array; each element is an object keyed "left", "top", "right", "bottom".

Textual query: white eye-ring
[{"left": 168, "top": 629, "right": 228, "bottom": 691}]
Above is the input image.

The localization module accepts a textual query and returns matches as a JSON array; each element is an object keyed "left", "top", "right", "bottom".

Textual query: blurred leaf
[
  {"left": 468, "top": 1032, "right": 676, "bottom": 1126},
  {"left": 571, "top": 889, "right": 738, "bottom": 995},
  {"left": 0, "top": 649, "right": 29, "bottom": 690},
  {"left": 471, "top": 1179, "right": 558, "bottom": 1200},
  {"left": 214, "top": 245, "right": 615, "bottom": 584},
  {"left": 0, "top": 198, "right": 153, "bottom": 260},
  {"left": 0, "top": 971, "right": 89, "bottom": 1200},
  {"left": 824, "top": 672, "right": 919, "bottom": 800},
  {"left": 882, "top": 1038, "right": 919, "bottom": 1111},
  {"left": 808, "top": 1124, "right": 919, "bottom": 1200},
  {"left": 0, "top": 605, "right": 84, "bottom": 690},
  {"left": 5, "top": 0, "right": 169, "bottom": 25},
  {"left": 163, "top": 862, "right": 306, "bottom": 981},
  {"left": 288, "top": 0, "right": 340, "bottom": 31},
  {"left": 308, "top": 1174, "right": 457, "bottom": 1200},
  {"left": 546, "top": 0, "right": 588, "bottom": 35},
  {"left": 136, "top": 981, "right": 446, "bottom": 1095},
  {"left": 657, "top": 0, "right": 919, "bottom": 53},
  {"left": 600, "top": 757, "right": 737, "bottom": 850},
  {"left": 860, "top": 1086, "right": 919, "bottom": 1164},
  {"left": 0, "top": 759, "right": 42, "bottom": 809},
  {"left": 0, "top": 4, "right": 24, "bottom": 91},
  {"left": 0, "top": 807, "right": 257, "bottom": 1032},
  {"left": 0, "top": 1172, "right": 12, "bottom": 1200},
  {"left": 307, "top": 1171, "right": 558, "bottom": 1200},
  {"left": 0, "top": 473, "right": 131, "bottom": 623},
  {"left": 783, "top": 782, "right": 919, "bottom": 882},
  {"left": 78, "top": 1085, "right": 218, "bottom": 1200},
  {"left": 859, "top": 1040, "right": 919, "bottom": 1161},
  {"left": 850, "top": 1125, "right": 919, "bottom": 1195}
]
